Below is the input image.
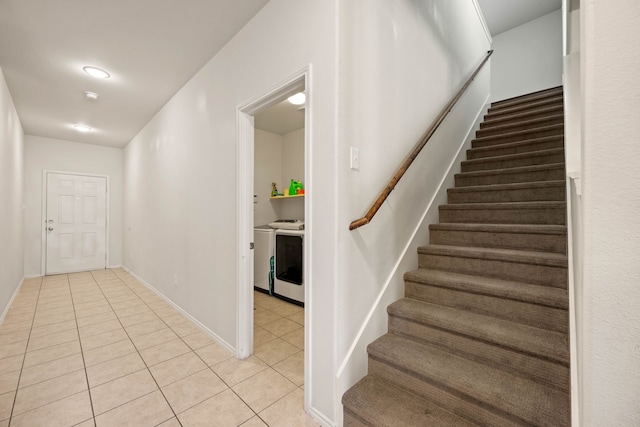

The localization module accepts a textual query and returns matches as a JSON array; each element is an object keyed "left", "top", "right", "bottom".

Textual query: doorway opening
[{"left": 236, "top": 68, "right": 311, "bottom": 410}]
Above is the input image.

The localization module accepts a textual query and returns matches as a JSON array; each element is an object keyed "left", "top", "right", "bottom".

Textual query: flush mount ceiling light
[
  {"left": 73, "top": 124, "right": 93, "bottom": 133},
  {"left": 84, "top": 91, "right": 99, "bottom": 100},
  {"left": 287, "top": 92, "right": 306, "bottom": 105},
  {"left": 83, "top": 66, "right": 110, "bottom": 79}
]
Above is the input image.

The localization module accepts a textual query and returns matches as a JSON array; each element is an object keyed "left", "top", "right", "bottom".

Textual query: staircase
[{"left": 342, "top": 87, "right": 570, "bottom": 426}]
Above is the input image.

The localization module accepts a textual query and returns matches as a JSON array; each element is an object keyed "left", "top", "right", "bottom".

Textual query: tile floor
[{"left": 0, "top": 268, "right": 317, "bottom": 427}]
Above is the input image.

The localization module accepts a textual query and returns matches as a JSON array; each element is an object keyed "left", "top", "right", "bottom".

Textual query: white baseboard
[
  {"left": 0, "top": 277, "right": 25, "bottom": 325},
  {"left": 308, "top": 405, "right": 336, "bottom": 427},
  {"left": 121, "top": 266, "right": 235, "bottom": 355}
]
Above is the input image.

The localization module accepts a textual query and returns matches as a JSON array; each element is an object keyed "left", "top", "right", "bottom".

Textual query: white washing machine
[
  {"left": 273, "top": 228, "right": 304, "bottom": 306},
  {"left": 253, "top": 225, "right": 274, "bottom": 294}
]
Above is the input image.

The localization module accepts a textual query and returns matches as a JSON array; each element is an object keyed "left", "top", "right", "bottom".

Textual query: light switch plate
[{"left": 350, "top": 147, "right": 360, "bottom": 170}]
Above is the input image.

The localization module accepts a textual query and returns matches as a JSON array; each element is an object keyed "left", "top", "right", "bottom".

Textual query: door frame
[
  {"left": 41, "top": 170, "right": 111, "bottom": 276},
  {"left": 236, "top": 66, "right": 311, "bottom": 390}
]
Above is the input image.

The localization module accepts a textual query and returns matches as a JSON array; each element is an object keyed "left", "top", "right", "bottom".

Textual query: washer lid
[{"left": 268, "top": 219, "right": 304, "bottom": 230}]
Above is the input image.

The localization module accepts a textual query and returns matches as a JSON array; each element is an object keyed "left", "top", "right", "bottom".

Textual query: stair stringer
[{"left": 336, "top": 96, "right": 491, "bottom": 422}]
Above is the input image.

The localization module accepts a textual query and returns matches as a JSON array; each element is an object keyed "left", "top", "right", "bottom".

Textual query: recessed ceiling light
[
  {"left": 83, "top": 66, "right": 110, "bottom": 79},
  {"left": 288, "top": 92, "right": 306, "bottom": 105},
  {"left": 73, "top": 124, "right": 93, "bottom": 133},
  {"left": 84, "top": 91, "right": 99, "bottom": 100}
]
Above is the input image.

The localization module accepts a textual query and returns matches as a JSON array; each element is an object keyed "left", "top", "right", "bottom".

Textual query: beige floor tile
[
  {"left": 254, "top": 338, "right": 300, "bottom": 366},
  {"left": 130, "top": 328, "right": 179, "bottom": 351},
  {"left": 149, "top": 352, "right": 206, "bottom": 387},
  {"left": 90, "top": 368, "right": 158, "bottom": 415},
  {"left": 0, "top": 329, "right": 30, "bottom": 346},
  {"left": 287, "top": 311, "right": 304, "bottom": 326},
  {"left": 83, "top": 339, "right": 136, "bottom": 367},
  {"left": 75, "top": 311, "right": 118, "bottom": 328},
  {"left": 281, "top": 328, "right": 304, "bottom": 350},
  {"left": 9, "top": 390, "right": 93, "bottom": 427},
  {"left": 23, "top": 339, "right": 81, "bottom": 368},
  {"left": 194, "top": 343, "right": 233, "bottom": 366},
  {"left": 27, "top": 329, "right": 78, "bottom": 352},
  {"left": 177, "top": 388, "right": 253, "bottom": 427},
  {"left": 261, "top": 318, "right": 302, "bottom": 338},
  {"left": 139, "top": 339, "right": 191, "bottom": 367},
  {"left": 78, "top": 319, "right": 123, "bottom": 339},
  {"left": 114, "top": 305, "right": 153, "bottom": 318},
  {"left": 118, "top": 311, "right": 159, "bottom": 328},
  {"left": 212, "top": 355, "right": 268, "bottom": 386},
  {"left": 270, "top": 302, "right": 303, "bottom": 318},
  {"left": 35, "top": 298, "right": 73, "bottom": 312},
  {"left": 273, "top": 352, "right": 304, "bottom": 386},
  {"left": 72, "top": 418, "right": 96, "bottom": 427},
  {"left": 232, "top": 368, "right": 296, "bottom": 413},
  {"left": 162, "top": 313, "right": 189, "bottom": 327},
  {"left": 19, "top": 353, "right": 84, "bottom": 388},
  {"left": 30, "top": 319, "right": 77, "bottom": 338},
  {"left": 32, "top": 311, "right": 75, "bottom": 327},
  {"left": 254, "top": 310, "right": 283, "bottom": 326},
  {"left": 181, "top": 331, "right": 216, "bottom": 350},
  {"left": 109, "top": 298, "right": 144, "bottom": 311},
  {"left": 75, "top": 304, "right": 113, "bottom": 319},
  {"left": 34, "top": 305, "right": 74, "bottom": 319},
  {"left": 157, "top": 418, "right": 181, "bottom": 427},
  {"left": 258, "top": 388, "right": 318, "bottom": 427},
  {"left": 124, "top": 318, "right": 166, "bottom": 337},
  {"left": 86, "top": 352, "right": 146, "bottom": 387},
  {"left": 0, "top": 354, "right": 23, "bottom": 376},
  {"left": 161, "top": 369, "right": 227, "bottom": 414},
  {"left": 81, "top": 328, "right": 129, "bottom": 351},
  {"left": 0, "top": 390, "right": 15, "bottom": 421},
  {"left": 253, "top": 296, "right": 283, "bottom": 311},
  {"left": 169, "top": 321, "right": 201, "bottom": 337},
  {"left": 254, "top": 326, "right": 278, "bottom": 347},
  {"left": 12, "top": 369, "right": 87, "bottom": 415},
  {"left": 95, "top": 390, "right": 173, "bottom": 427},
  {"left": 2, "top": 312, "right": 34, "bottom": 325},
  {"left": 0, "top": 320, "right": 32, "bottom": 335},
  {"left": 240, "top": 416, "right": 268, "bottom": 426},
  {"left": 0, "top": 340, "right": 27, "bottom": 359}
]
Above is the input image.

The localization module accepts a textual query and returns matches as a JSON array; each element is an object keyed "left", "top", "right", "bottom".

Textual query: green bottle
[{"left": 289, "top": 179, "right": 296, "bottom": 196}]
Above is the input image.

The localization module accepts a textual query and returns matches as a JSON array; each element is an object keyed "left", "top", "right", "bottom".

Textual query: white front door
[{"left": 46, "top": 173, "right": 107, "bottom": 275}]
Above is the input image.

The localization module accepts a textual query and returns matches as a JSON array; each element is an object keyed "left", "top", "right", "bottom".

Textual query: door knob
[{"left": 48, "top": 227, "right": 54, "bottom": 231}]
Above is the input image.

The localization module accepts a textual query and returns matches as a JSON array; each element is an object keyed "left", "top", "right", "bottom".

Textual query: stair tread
[
  {"left": 490, "top": 87, "right": 563, "bottom": 109},
  {"left": 429, "top": 222, "right": 567, "bottom": 235},
  {"left": 457, "top": 162, "right": 564, "bottom": 176},
  {"left": 469, "top": 135, "right": 563, "bottom": 154},
  {"left": 418, "top": 244, "right": 567, "bottom": 267},
  {"left": 448, "top": 180, "right": 565, "bottom": 194},
  {"left": 388, "top": 298, "right": 568, "bottom": 363},
  {"left": 404, "top": 268, "right": 568, "bottom": 309},
  {"left": 369, "top": 334, "right": 570, "bottom": 425},
  {"left": 473, "top": 123, "right": 564, "bottom": 143},
  {"left": 343, "top": 375, "right": 475, "bottom": 427},
  {"left": 440, "top": 200, "right": 565, "bottom": 210},
  {"left": 462, "top": 147, "right": 564, "bottom": 166},
  {"left": 477, "top": 114, "right": 564, "bottom": 134},
  {"left": 488, "top": 96, "right": 564, "bottom": 117},
  {"left": 482, "top": 105, "right": 564, "bottom": 127}
]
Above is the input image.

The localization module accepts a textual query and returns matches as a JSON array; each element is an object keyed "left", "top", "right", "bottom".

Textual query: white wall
[
  {"left": 581, "top": 0, "right": 640, "bottom": 425},
  {"left": 122, "top": 0, "right": 337, "bottom": 423},
  {"left": 24, "top": 135, "right": 123, "bottom": 276},
  {"left": 254, "top": 129, "right": 283, "bottom": 226},
  {"left": 335, "top": 0, "right": 491, "bottom": 421},
  {"left": 0, "top": 67, "right": 25, "bottom": 318},
  {"left": 491, "top": 9, "right": 563, "bottom": 102},
  {"left": 280, "top": 128, "right": 305, "bottom": 220}
]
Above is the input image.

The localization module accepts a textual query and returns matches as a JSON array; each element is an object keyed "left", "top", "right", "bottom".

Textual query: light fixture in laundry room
[
  {"left": 84, "top": 91, "right": 100, "bottom": 100},
  {"left": 287, "top": 92, "right": 305, "bottom": 105},
  {"left": 83, "top": 66, "right": 110, "bottom": 79},
  {"left": 72, "top": 124, "right": 92, "bottom": 132}
]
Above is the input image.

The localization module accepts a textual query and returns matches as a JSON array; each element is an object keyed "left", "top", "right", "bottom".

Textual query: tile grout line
[{"left": 7, "top": 275, "right": 43, "bottom": 426}]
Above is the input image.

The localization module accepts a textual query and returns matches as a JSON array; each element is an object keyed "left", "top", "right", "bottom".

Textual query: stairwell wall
[
  {"left": 0, "top": 67, "right": 25, "bottom": 320},
  {"left": 335, "top": 0, "right": 491, "bottom": 422}
]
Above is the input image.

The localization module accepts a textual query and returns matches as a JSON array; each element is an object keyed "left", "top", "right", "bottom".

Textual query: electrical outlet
[{"left": 173, "top": 274, "right": 178, "bottom": 287}]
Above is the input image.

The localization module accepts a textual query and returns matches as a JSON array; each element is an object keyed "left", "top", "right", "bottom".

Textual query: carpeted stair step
[
  {"left": 472, "top": 123, "right": 564, "bottom": 148},
  {"left": 461, "top": 148, "right": 565, "bottom": 172},
  {"left": 342, "top": 375, "right": 475, "bottom": 427},
  {"left": 439, "top": 201, "right": 566, "bottom": 225},
  {"left": 476, "top": 114, "right": 564, "bottom": 138},
  {"left": 387, "top": 299, "right": 569, "bottom": 390},
  {"left": 489, "top": 86, "right": 563, "bottom": 112},
  {"left": 467, "top": 135, "right": 564, "bottom": 159},
  {"left": 429, "top": 223, "right": 567, "bottom": 253},
  {"left": 481, "top": 104, "right": 564, "bottom": 129},
  {"left": 447, "top": 180, "right": 565, "bottom": 204},
  {"left": 367, "top": 334, "right": 570, "bottom": 426},
  {"left": 403, "top": 269, "right": 568, "bottom": 332},
  {"left": 418, "top": 244, "right": 567, "bottom": 287},
  {"left": 487, "top": 95, "right": 564, "bottom": 120},
  {"left": 455, "top": 163, "right": 565, "bottom": 187}
]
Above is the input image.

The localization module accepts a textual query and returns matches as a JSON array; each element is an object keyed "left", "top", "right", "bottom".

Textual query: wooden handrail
[{"left": 349, "top": 50, "right": 494, "bottom": 231}]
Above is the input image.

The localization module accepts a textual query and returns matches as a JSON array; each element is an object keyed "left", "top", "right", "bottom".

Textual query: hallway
[{"left": 0, "top": 269, "right": 316, "bottom": 426}]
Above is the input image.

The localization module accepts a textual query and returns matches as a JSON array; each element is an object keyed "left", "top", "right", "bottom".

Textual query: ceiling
[
  {"left": 0, "top": 0, "right": 269, "bottom": 148},
  {"left": 477, "top": 0, "right": 562, "bottom": 36},
  {"left": 1, "top": 0, "right": 567, "bottom": 149}
]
